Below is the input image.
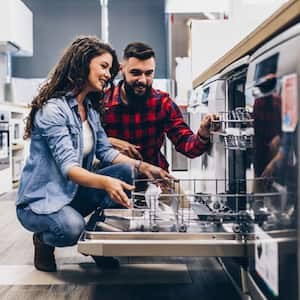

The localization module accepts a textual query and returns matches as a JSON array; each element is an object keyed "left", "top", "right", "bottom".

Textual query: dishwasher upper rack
[
  {"left": 210, "top": 107, "right": 254, "bottom": 150},
  {"left": 130, "top": 178, "right": 295, "bottom": 233}
]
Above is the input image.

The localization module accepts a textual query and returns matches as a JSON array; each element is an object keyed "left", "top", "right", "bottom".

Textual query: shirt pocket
[{"left": 68, "top": 126, "right": 80, "bottom": 149}]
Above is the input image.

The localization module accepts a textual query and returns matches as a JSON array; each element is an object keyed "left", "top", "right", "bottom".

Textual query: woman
[{"left": 16, "top": 36, "right": 171, "bottom": 272}]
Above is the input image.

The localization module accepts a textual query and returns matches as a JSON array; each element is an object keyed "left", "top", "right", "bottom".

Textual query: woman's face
[{"left": 86, "top": 52, "right": 113, "bottom": 93}]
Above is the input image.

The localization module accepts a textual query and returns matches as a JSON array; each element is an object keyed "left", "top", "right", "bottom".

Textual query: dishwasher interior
[{"left": 82, "top": 177, "right": 278, "bottom": 235}]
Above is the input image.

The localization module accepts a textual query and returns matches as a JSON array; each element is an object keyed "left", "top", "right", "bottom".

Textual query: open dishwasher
[{"left": 78, "top": 177, "right": 293, "bottom": 259}]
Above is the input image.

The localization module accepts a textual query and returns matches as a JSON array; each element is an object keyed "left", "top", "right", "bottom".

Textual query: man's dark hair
[{"left": 123, "top": 42, "right": 155, "bottom": 60}]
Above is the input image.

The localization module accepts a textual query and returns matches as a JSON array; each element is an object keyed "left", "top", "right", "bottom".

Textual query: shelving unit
[{"left": 0, "top": 102, "right": 29, "bottom": 192}]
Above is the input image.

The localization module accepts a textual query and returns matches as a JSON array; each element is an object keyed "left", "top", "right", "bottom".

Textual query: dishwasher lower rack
[
  {"left": 129, "top": 178, "right": 295, "bottom": 233},
  {"left": 85, "top": 178, "right": 294, "bottom": 235},
  {"left": 77, "top": 177, "right": 296, "bottom": 257}
]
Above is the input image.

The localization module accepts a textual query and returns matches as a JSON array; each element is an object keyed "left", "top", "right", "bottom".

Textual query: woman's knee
[
  {"left": 48, "top": 210, "right": 86, "bottom": 247},
  {"left": 62, "top": 217, "right": 85, "bottom": 246}
]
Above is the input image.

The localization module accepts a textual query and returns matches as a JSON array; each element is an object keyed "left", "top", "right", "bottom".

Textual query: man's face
[{"left": 121, "top": 57, "right": 155, "bottom": 105}]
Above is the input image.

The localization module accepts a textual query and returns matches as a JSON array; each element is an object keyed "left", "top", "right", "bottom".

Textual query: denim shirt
[{"left": 16, "top": 94, "right": 120, "bottom": 214}]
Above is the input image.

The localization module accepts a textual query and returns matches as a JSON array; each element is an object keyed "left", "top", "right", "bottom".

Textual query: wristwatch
[{"left": 135, "top": 160, "right": 142, "bottom": 171}]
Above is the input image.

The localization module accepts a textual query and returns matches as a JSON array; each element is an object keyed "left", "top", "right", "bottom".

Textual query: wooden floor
[{"left": 0, "top": 191, "right": 241, "bottom": 300}]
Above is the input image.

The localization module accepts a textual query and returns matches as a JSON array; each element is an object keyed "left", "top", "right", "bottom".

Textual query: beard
[{"left": 123, "top": 78, "right": 152, "bottom": 110}]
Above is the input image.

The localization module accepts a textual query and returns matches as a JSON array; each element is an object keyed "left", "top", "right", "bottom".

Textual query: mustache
[{"left": 132, "top": 82, "right": 148, "bottom": 88}]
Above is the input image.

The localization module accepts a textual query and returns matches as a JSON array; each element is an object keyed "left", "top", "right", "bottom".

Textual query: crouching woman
[{"left": 16, "top": 36, "right": 171, "bottom": 272}]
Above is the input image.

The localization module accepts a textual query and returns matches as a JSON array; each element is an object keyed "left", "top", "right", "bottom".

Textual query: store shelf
[
  {"left": 0, "top": 102, "right": 29, "bottom": 113},
  {"left": 11, "top": 144, "right": 24, "bottom": 151},
  {"left": 192, "top": 0, "right": 300, "bottom": 88}
]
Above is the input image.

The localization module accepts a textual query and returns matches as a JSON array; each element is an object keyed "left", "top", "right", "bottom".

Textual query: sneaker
[{"left": 33, "top": 233, "right": 57, "bottom": 272}]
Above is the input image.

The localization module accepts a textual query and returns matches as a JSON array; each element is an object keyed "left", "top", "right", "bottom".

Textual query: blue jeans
[{"left": 16, "top": 163, "right": 133, "bottom": 247}]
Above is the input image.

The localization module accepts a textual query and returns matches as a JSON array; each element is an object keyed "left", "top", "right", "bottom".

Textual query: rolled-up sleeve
[
  {"left": 95, "top": 120, "right": 120, "bottom": 164},
  {"left": 164, "top": 97, "right": 209, "bottom": 157},
  {"left": 34, "top": 101, "right": 80, "bottom": 178}
]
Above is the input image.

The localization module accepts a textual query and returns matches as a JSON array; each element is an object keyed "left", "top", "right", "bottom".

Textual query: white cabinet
[{"left": 0, "top": 0, "right": 33, "bottom": 56}]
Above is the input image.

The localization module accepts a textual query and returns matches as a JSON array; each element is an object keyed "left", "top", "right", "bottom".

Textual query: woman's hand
[{"left": 102, "top": 176, "right": 135, "bottom": 208}]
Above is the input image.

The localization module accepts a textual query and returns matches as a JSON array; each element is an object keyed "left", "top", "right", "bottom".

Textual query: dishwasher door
[{"left": 78, "top": 230, "right": 254, "bottom": 257}]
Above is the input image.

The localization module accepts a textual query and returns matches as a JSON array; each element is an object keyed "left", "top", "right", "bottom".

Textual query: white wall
[
  {"left": 191, "top": 0, "right": 289, "bottom": 81},
  {"left": 175, "top": 57, "right": 192, "bottom": 105},
  {"left": 165, "top": 0, "right": 230, "bottom": 14}
]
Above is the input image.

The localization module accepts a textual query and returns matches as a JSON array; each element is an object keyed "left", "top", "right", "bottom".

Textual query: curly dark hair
[{"left": 24, "top": 35, "right": 119, "bottom": 139}]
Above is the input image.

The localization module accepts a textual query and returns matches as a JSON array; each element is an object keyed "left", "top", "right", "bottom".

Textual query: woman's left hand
[{"left": 138, "top": 161, "right": 174, "bottom": 181}]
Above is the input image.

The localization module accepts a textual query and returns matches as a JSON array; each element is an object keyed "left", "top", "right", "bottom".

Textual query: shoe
[
  {"left": 33, "top": 233, "right": 57, "bottom": 272},
  {"left": 92, "top": 256, "right": 120, "bottom": 269}
]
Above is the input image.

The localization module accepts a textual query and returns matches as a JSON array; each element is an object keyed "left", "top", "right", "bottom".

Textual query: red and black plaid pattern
[{"left": 102, "top": 81, "right": 208, "bottom": 170}]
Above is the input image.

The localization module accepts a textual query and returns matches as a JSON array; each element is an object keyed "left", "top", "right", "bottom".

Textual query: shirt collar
[{"left": 65, "top": 91, "right": 93, "bottom": 110}]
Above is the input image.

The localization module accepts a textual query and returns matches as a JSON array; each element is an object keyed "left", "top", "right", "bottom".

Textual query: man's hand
[
  {"left": 139, "top": 161, "right": 174, "bottom": 181},
  {"left": 109, "top": 137, "right": 143, "bottom": 160},
  {"left": 197, "top": 114, "right": 219, "bottom": 140}
]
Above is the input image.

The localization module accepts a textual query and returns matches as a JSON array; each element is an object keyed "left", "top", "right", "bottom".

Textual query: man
[{"left": 102, "top": 42, "right": 217, "bottom": 171}]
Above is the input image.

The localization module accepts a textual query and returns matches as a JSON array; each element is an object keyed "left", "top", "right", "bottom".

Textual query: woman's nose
[{"left": 104, "top": 69, "right": 111, "bottom": 80}]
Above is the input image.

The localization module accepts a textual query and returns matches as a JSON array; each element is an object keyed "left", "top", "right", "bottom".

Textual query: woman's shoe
[
  {"left": 92, "top": 256, "right": 120, "bottom": 269},
  {"left": 33, "top": 233, "right": 57, "bottom": 272}
]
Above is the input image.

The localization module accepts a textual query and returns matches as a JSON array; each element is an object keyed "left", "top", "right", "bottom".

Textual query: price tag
[
  {"left": 282, "top": 73, "right": 298, "bottom": 132},
  {"left": 255, "top": 226, "right": 278, "bottom": 296}
]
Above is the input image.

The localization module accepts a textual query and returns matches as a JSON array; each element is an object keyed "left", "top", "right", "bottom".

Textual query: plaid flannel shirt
[{"left": 102, "top": 81, "right": 209, "bottom": 170}]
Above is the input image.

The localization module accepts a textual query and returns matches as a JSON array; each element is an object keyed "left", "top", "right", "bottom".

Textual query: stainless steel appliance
[
  {"left": 77, "top": 22, "right": 300, "bottom": 300},
  {"left": 189, "top": 73, "right": 226, "bottom": 193},
  {"left": 243, "top": 22, "right": 300, "bottom": 300},
  {"left": 0, "top": 111, "right": 9, "bottom": 171}
]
